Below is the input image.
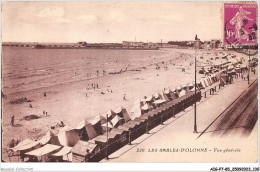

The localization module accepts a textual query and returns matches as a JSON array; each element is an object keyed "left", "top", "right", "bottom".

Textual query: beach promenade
[{"left": 102, "top": 70, "right": 258, "bottom": 162}]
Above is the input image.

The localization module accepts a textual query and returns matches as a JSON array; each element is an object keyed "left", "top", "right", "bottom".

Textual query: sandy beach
[{"left": 1, "top": 47, "right": 256, "bottom": 161}]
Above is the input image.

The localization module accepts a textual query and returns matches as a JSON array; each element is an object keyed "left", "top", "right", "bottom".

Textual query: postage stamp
[{"left": 224, "top": 2, "right": 258, "bottom": 48}]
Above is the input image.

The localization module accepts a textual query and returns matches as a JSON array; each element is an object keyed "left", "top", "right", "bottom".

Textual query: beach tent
[
  {"left": 141, "top": 103, "right": 149, "bottom": 111},
  {"left": 121, "top": 107, "right": 131, "bottom": 123},
  {"left": 144, "top": 95, "right": 153, "bottom": 103},
  {"left": 71, "top": 140, "right": 97, "bottom": 162},
  {"left": 163, "top": 89, "right": 170, "bottom": 94},
  {"left": 74, "top": 120, "right": 98, "bottom": 141},
  {"left": 52, "top": 146, "right": 72, "bottom": 162},
  {"left": 111, "top": 115, "right": 124, "bottom": 128},
  {"left": 163, "top": 89, "right": 173, "bottom": 101},
  {"left": 179, "top": 89, "right": 186, "bottom": 97},
  {"left": 89, "top": 115, "right": 104, "bottom": 135},
  {"left": 58, "top": 125, "right": 80, "bottom": 147},
  {"left": 11, "top": 139, "right": 40, "bottom": 152},
  {"left": 153, "top": 92, "right": 160, "bottom": 100},
  {"left": 159, "top": 91, "right": 170, "bottom": 102},
  {"left": 143, "top": 95, "right": 155, "bottom": 109},
  {"left": 101, "top": 121, "right": 113, "bottom": 133},
  {"left": 169, "top": 88, "right": 178, "bottom": 99},
  {"left": 38, "top": 131, "right": 61, "bottom": 146},
  {"left": 25, "top": 144, "right": 61, "bottom": 162},
  {"left": 103, "top": 110, "right": 116, "bottom": 121},
  {"left": 175, "top": 85, "right": 183, "bottom": 97},
  {"left": 112, "top": 106, "right": 131, "bottom": 123},
  {"left": 128, "top": 100, "right": 142, "bottom": 120},
  {"left": 176, "top": 85, "right": 182, "bottom": 91}
]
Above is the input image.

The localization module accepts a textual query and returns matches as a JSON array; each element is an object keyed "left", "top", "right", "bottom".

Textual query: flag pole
[
  {"left": 105, "top": 114, "right": 109, "bottom": 160},
  {"left": 193, "top": 37, "right": 198, "bottom": 133}
]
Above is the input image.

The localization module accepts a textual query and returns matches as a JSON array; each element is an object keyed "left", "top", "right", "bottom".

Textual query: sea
[{"left": 2, "top": 47, "right": 174, "bottom": 95}]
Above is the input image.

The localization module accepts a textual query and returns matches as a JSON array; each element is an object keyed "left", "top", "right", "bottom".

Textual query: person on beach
[
  {"left": 11, "top": 115, "right": 14, "bottom": 126},
  {"left": 97, "top": 84, "right": 99, "bottom": 89},
  {"left": 60, "top": 121, "right": 64, "bottom": 127},
  {"left": 44, "top": 92, "right": 47, "bottom": 98},
  {"left": 123, "top": 94, "right": 127, "bottom": 101}
]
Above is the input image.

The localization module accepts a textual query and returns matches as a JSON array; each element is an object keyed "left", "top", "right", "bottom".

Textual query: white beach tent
[
  {"left": 169, "top": 88, "right": 177, "bottom": 99},
  {"left": 38, "top": 131, "right": 60, "bottom": 146},
  {"left": 113, "top": 106, "right": 131, "bottom": 123},
  {"left": 163, "top": 89, "right": 170, "bottom": 94},
  {"left": 39, "top": 131, "right": 54, "bottom": 145},
  {"left": 129, "top": 100, "right": 142, "bottom": 120},
  {"left": 58, "top": 125, "right": 80, "bottom": 147},
  {"left": 75, "top": 120, "right": 98, "bottom": 140},
  {"left": 141, "top": 103, "right": 149, "bottom": 111},
  {"left": 144, "top": 94, "right": 153, "bottom": 103},
  {"left": 179, "top": 89, "right": 186, "bottom": 97},
  {"left": 111, "top": 115, "right": 123, "bottom": 127},
  {"left": 176, "top": 85, "right": 182, "bottom": 91},
  {"left": 159, "top": 91, "right": 170, "bottom": 102},
  {"left": 11, "top": 139, "right": 40, "bottom": 152},
  {"left": 52, "top": 146, "right": 72, "bottom": 162},
  {"left": 25, "top": 144, "right": 61, "bottom": 162},
  {"left": 153, "top": 92, "right": 160, "bottom": 100}
]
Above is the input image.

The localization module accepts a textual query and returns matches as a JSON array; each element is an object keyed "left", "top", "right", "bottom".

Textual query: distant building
[
  {"left": 203, "top": 41, "right": 211, "bottom": 50},
  {"left": 194, "top": 40, "right": 202, "bottom": 49},
  {"left": 210, "top": 39, "right": 221, "bottom": 49},
  {"left": 122, "top": 41, "right": 144, "bottom": 48}
]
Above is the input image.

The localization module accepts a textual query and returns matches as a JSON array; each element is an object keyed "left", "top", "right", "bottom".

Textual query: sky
[{"left": 2, "top": 1, "right": 223, "bottom": 43}]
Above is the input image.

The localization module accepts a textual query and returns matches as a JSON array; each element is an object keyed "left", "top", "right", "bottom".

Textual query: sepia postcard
[{"left": 1, "top": 1, "right": 259, "bottom": 171}]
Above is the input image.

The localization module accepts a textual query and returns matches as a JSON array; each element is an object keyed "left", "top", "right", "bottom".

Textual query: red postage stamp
[{"left": 224, "top": 2, "right": 258, "bottom": 45}]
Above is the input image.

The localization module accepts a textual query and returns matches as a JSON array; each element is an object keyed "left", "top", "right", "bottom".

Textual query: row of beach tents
[{"left": 10, "top": 69, "right": 224, "bottom": 162}]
